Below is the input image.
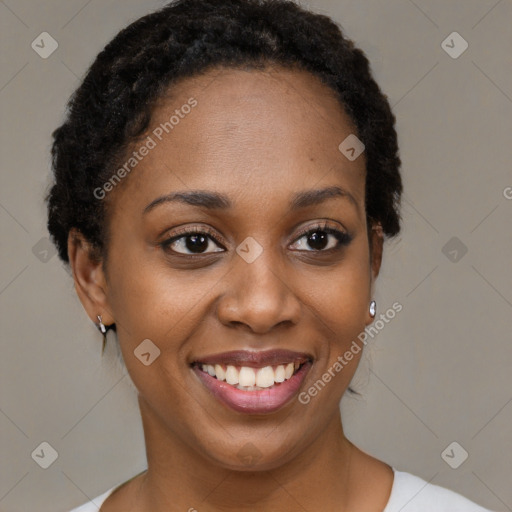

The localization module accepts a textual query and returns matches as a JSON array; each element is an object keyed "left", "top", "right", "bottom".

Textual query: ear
[
  {"left": 67, "top": 228, "right": 115, "bottom": 327},
  {"left": 369, "top": 222, "right": 384, "bottom": 285}
]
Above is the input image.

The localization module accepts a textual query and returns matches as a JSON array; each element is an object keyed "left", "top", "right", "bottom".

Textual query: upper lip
[{"left": 192, "top": 349, "right": 313, "bottom": 368}]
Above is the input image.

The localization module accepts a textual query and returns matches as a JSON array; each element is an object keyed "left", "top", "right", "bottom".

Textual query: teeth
[
  {"left": 239, "top": 367, "right": 256, "bottom": 387},
  {"left": 225, "top": 365, "right": 239, "bottom": 385},
  {"left": 255, "top": 366, "right": 275, "bottom": 388},
  {"left": 274, "top": 365, "right": 285, "bottom": 383},
  {"left": 214, "top": 364, "right": 226, "bottom": 381},
  {"left": 200, "top": 361, "right": 305, "bottom": 389}
]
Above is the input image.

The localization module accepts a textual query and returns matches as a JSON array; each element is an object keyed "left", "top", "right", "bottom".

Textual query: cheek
[
  {"left": 304, "top": 247, "right": 371, "bottom": 334},
  {"left": 106, "top": 252, "right": 222, "bottom": 349},
  {"left": 308, "top": 244, "right": 371, "bottom": 376}
]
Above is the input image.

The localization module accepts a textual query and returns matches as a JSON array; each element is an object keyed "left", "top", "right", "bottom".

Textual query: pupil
[
  {"left": 186, "top": 234, "right": 208, "bottom": 253},
  {"left": 308, "top": 231, "right": 327, "bottom": 250}
]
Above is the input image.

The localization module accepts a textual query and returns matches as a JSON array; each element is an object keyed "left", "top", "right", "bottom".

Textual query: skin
[{"left": 68, "top": 65, "right": 393, "bottom": 511}]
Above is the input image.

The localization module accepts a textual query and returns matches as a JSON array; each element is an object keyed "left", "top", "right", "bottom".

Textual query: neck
[{"left": 135, "top": 395, "right": 357, "bottom": 511}]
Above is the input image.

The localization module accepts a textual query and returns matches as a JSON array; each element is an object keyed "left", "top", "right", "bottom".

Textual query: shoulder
[
  {"left": 67, "top": 487, "right": 116, "bottom": 512},
  {"left": 68, "top": 469, "right": 147, "bottom": 511},
  {"left": 383, "top": 470, "right": 496, "bottom": 512}
]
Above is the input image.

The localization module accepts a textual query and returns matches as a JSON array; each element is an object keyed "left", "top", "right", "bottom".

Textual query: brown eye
[
  {"left": 290, "top": 225, "right": 352, "bottom": 252},
  {"left": 160, "top": 227, "right": 225, "bottom": 255}
]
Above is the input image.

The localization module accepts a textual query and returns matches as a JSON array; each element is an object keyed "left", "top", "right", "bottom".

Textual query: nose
[{"left": 216, "top": 252, "right": 302, "bottom": 334}]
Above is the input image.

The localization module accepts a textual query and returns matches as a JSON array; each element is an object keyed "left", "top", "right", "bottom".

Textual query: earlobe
[
  {"left": 370, "top": 223, "right": 384, "bottom": 282},
  {"left": 67, "top": 229, "right": 114, "bottom": 326}
]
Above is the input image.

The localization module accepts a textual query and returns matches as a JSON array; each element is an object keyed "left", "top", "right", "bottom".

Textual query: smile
[{"left": 191, "top": 349, "right": 313, "bottom": 414}]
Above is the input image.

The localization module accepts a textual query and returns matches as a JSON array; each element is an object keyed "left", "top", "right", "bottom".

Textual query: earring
[
  {"left": 97, "top": 315, "right": 107, "bottom": 334},
  {"left": 369, "top": 300, "right": 376, "bottom": 318},
  {"left": 97, "top": 315, "right": 108, "bottom": 355}
]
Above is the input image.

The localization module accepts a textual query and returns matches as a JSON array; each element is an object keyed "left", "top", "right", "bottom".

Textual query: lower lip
[{"left": 193, "top": 362, "right": 312, "bottom": 414}]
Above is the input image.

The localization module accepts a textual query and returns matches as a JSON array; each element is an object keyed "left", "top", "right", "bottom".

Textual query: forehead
[{"left": 109, "top": 65, "right": 366, "bottom": 214}]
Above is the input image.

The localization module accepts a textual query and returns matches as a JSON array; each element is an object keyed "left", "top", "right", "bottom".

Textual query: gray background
[{"left": 0, "top": 0, "right": 511, "bottom": 511}]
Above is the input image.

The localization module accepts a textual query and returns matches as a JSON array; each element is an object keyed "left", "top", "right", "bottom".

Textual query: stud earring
[
  {"left": 369, "top": 300, "right": 376, "bottom": 318},
  {"left": 97, "top": 315, "right": 107, "bottom": 334}
]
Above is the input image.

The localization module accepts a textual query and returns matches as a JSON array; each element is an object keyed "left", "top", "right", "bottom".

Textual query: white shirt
[{"left": 69, "top": 468, "right": 495, "bottom": 511}]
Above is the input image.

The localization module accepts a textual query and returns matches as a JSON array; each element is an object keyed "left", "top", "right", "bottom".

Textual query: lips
[
  {"left": 191, "top": 349, "right": 313, "bottom": 414},
  {"left": 193, "top": 349, "right": 311, "bottom": 368}
]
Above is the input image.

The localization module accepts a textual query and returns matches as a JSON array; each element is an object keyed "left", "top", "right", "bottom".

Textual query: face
[{"left": 70, "top": 65, "right": 383, "bottom": 471}]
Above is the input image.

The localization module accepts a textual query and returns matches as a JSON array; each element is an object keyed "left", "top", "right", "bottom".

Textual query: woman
[{"left": 46, "top": 0, "right": 496, "bottom": 510}]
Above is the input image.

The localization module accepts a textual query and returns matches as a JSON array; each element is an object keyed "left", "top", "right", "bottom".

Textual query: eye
[
  {"left": 290, "top": 222, "right": 352, "bottom": 252},
  {"left": 160, "top": 226, "right": 225, "bottom": 255},
  {"left": 160, "top": 222, "right": 352, "bottom": 257}
]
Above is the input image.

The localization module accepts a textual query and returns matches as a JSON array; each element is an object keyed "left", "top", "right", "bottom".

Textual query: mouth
[{"left": 191, "top": 349, "right": 313, "bottom": 414}]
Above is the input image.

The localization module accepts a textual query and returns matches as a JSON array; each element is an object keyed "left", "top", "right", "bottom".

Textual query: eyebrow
[{"left": 142, "top": 185, "right": 358, "bottom": 215}]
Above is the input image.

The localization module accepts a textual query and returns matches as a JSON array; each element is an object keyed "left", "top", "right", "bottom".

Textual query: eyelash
[{"left": 159, "top": 222, "right": 352, "bottom": 257}]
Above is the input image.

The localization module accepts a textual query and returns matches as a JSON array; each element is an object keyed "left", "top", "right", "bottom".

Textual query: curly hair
[{"left": 46, "top": 0, "right": 402, "bottom": 265}]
